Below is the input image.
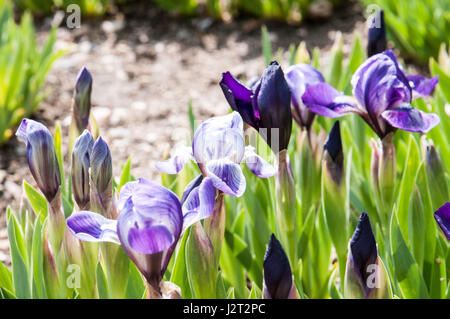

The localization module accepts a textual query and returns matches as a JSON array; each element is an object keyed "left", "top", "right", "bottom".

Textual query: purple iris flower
[
  {"left": 16, "top": 118, "right": 61, "bottom": 203},
  {"left": 302, "top": 50, "right": 440, "bottom": 138},
  {"left": 284, "top": 63, "right": 325, "bottom": 129},
  {"left": 67, "top": 177, "right": 215, "bottom": 290},
  {"left": 220, "top": 61, "right": 292, "bottom": 151},
  {"left": 155, "top": 112, "right": 276, "bottom": 197},
  {"left": 434, "top": 202, "right": 450, "bottom": 240}
]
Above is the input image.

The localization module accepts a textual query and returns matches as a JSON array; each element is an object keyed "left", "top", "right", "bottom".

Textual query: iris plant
[
  {"left": 67, "top": 177, "right": 215, "bottom": 298},
  {"left": 220, "top": 62, "right": 299, "bottom": 277}
]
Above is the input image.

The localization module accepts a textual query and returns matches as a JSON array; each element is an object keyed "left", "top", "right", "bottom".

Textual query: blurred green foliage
[
  {"left": 0, "top": 0, "right": 63, "bottom": 145},
  {"left": 360, "top": 0, "right": 450, "bottom": 64}
]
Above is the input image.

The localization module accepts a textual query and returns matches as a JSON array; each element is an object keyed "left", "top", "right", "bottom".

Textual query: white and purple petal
[
  {"left": 407, "top": 74, "right": 439, "bottom": 99},
  {"left": 192, "top": 112, "right": 245, "bottom": 165},
  {"left": 302, "top": 82, "right": 358, "bottom": 118},
  {"left": 205, "top": 158, "right": 246, "bottom": 197},
  {"left": 155, "top": 146, "right": 193, "bottom": 175},
  {"left": 67, "top": 210, "right": 119, "bottom": 244},
  {"left": 381, "top": 105, "right": 440, "bottom": 133},
  {"left": 181, "top": 177, "right": 216, "bottom": 232},
  {"left": 244, "top": 145, "right": 276, "bottom": 178},
  {"left": 434, "top": 202, "right": 450, "bottom": 240}
]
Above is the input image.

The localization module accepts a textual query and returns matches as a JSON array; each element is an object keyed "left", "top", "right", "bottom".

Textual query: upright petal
[
  {"left": 192, "top": 112, "right": 245, "bottom": 165},
  {"left": 155, "top": 146, "right": 193, "bottom": 174},
  {"left": 381, "top": 105, "right": 440, "bottom": 133},
  {"left": 302, "top": 82, "right": 358, "bottom": 118},
  {"left": 255, "top": 61, "right": 292, "bottom": 151},
  {"left": 285, "top": 63, "right": 324, "bottom": 128},
  {"left": 352, "top": 50, "right": 411, "bottom": 118},
  {"left": 67, "top": 210, "right": 119, "bottom": 244},
  {"left": 16, "top": 119, "right": 61, "bottom": 202},
  {"left": 220, "top": 72, "right": 261, "bottom": 129},
  {"left": 407, "top": 75, "right": 439, "bottom": 99},
  {"left": 205, "top": 159, "right": 246, "bottom": 197},
  {"left": 434, "top": 202, "right": 450, "bottom": 240},
  {"left": 244, "top": 145, "right": 276, "bottom": 178}
]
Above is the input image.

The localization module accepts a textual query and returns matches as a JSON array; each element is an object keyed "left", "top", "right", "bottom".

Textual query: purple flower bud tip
[
  {"left": 324, "top": 121, "right": 342, "bottom": 162},
  {"left": 75, "top": 66, "right": 93, "bottom": 93},
  {"left": 90, "top": 136, "right": 112, "bottom": 192},
  {"left": 434, "top": 202, "right": 450, "bottom": 240},
  {"left": 350, "top": 213, "right": 378, "bottom": 282},
  {"left": 16, "top": 118, "right": 61, "bottom": 202},
  {"left": 367, "top": 9, "right": 387, "bottom": 57},
  {"left": 263, "top": 234, "right": 293, "bottom": 299}
]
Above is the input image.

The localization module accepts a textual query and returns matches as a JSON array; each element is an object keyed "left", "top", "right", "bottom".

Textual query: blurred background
[{"left": 0, "top": 0, "right": 448, "bottom": 264}]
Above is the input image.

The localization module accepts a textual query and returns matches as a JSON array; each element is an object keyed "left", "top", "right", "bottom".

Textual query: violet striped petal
[
  {"left": 67, "top": 211, "right": 119, "bottom": 244},
  {"left": 302, "top": 82, "right": 358, "bottom": 118},
  {"left": 407, "top": 74, "right": 439, "bottom": 99},
  {"left": 381, "top": 105, "right": 440, "bottom": 133},
  {"left": 434, "top": 202, "right": 450, "bottom": 240},
  {"left": 244, "top": 146, "right": 276, "bottom": 178},
  {"left": 205, "top": 158, "right": 246, "bottom": 197},
  {"left": 181, "top": 177, "right": 216, "bottom": 232},
  {"left": 220, "top": 72, "right": 261, "bottom": 129},
  {"left": 155, "top": 146, "right": 193, "bottom": 174}
]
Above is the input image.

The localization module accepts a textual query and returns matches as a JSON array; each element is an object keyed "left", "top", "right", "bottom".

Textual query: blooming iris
[
  {"left": 66, "top": 177, "right": 215, "bottom": 291},
  {"left": 220, "top": 61, "right": 292, "bottom": 152},
  {"left": 302, "top": 50, "right": 440, "bottom": 138},
  {"left": 284, "top": 63, "right": 325, "bottom": 129},
  {"left": 155, "top": 112, "right": 276, "bottom": 197}
]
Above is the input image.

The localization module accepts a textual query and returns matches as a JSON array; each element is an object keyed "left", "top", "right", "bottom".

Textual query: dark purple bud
[
  {"left": 256, "top": 61, "right": 292, "bottom": 152},
  {"left": 323, "top": 121, "right": 343, "bottom": 184},
  {"left": 345, "top": 213, "right": 378, "bottom": 298},
  {"left": 71, "top": 130, "right": 94, "bottom": 210},
  {"left": 367, "top": 10, "right": 387, "bottom": 57},
  {"left": 434, "top": 202, "right": 450, "bottom": 240},
  {"left": 73, "top": 67, "right": 93, "bottom": 132},
  {"left": 16, "top": 119, "right": 61, "bottom": 202},
  {"left": 263, "top": 234, "right": 294, "bottom": 299},
  {"left": 90, "top": 137, "right": 112, "bottom": 216}
]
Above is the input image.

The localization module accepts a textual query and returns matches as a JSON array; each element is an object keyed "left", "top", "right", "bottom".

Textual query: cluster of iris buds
[{"left": 12, "top": 9, "right": 449, "bottom": 299}]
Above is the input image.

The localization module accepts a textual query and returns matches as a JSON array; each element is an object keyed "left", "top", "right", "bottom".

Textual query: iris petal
[
  {"left": 302, "top": 82, "right": 358, "bottom": 118},
  {"left": 244, "top": 146, "right": 276, "bottom": 178},
  {"left": 182, "top": 177, "right": 216, "bottom": 231},
  {"left": 381, "top": 105, "right": 440, "bottom": 133},
  {"left": 407, "top": 75, "right": 439, "bottom": 99},
  {"left": 205, "top": 159, "right": 246, "bottom": 197},
  {"left": 67, "top": 211, "right": 119, "bottom": 244},
  {"left": 434, "top": 202, "right": 450, "bottom": 240},
  {"left": 155, "top": 146, "right": 193, "bottom": 174}
]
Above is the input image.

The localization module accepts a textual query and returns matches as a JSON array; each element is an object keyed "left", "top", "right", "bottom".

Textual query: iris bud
[
  {"left": 71, "top": 130, "right": 94, "bottom": 210},
  {"left": 73, "top": 67, "right": 92, "bottom": 133},
  {"left": 367, "top": 10, "right": 387, "bottom": 57},
  {"left": 263, "top": 234, "right": 298, "bottom": 299},
  {"left": 344, "top": 213, "right": 391, "bottom": 298},
  {"left": 90, "top": 137, "right": 113, "bottom": 216},
  {"left": 323, "top": 121, "right": 343, "bottom": 185},
  {"left": 422, "top": 138, "right": 449, "bottom": 209},
  {"left": 16, "top": 119, "right": 61, "bottom": 203}
]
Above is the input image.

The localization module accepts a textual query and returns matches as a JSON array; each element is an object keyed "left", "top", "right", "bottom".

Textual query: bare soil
[{"left": 0, "top": 0, "right": 367, "bottom": 264}]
